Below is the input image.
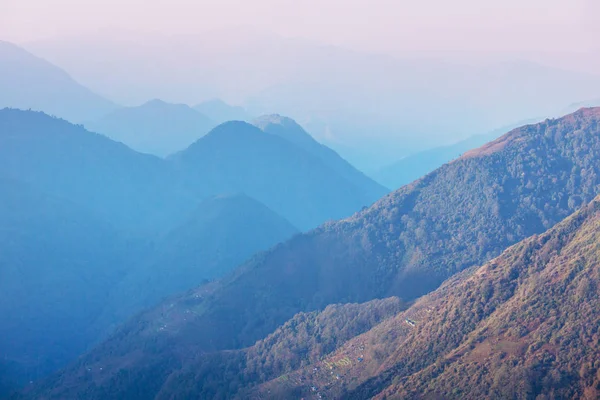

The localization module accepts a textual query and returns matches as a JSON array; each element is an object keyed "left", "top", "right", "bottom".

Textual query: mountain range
[
  {"left": 257, "top": 195, "right": 600, "bottom": 399},
  {"left": 23, "top": 31, "right": 600, "bottom": 169},
  {"left": 170, "top": 120, "right": 386, "bottom": 230},
  {"left": 0, "top": 41, "right": 116, "bottom": 123},
  {"left": 85, "top": 99, "right": 215, "bottom": 157},
  {"left": 24, "top": 107, "right": 600, "bottom": 399},
  {"left": 0, "top": 107, "right": 383, "bottom": 392}
]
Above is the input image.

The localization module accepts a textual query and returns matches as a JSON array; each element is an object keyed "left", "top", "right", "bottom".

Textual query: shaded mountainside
[
  {"left": 0, "top": 108, "right": 195, "bottom": 234},
  {"left": 0, "top": 109, "right": 388, "bottom": 392},
  {"left": 86, "top": 99, "right": 214, "bottom": 157},
  {"left": 100, "top": 194, "right": 299, "bottom": 326},
  {"left": 0, "top": 179, "right": 128, "bottom": 389},
  {"left": 170, "top": 121, "right": 380, "bottom": 230},
  {"left": 256, "top": 196, "right": 600, "bottom": 400},
  {"left": 28, "top": 107, "right": 600, "bottom": 399},
  {"left": 255, "top": 114, "right": 389, "bottom": 197},
  {"left": 0, "top": 41, "right": 116, "bottom": 123}
]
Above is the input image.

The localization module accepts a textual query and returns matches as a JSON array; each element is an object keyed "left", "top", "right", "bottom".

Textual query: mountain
[
  {"left": 373, "top": 124, "right": 523, "bottom": 189},
  {"left": 0, "top": 108, "right": 195, "bottom": 233},
  {"left": 170, "top": 121, "right": 381, "bottom": 230},
  {"left": 101, "top": 194, "right": 298, "bottom": 325},
  {"left": 0, "top": 41, "right": 116, "bottom": 122},
  {"left": 194, "top": 99, "right": 252, "bottom": 124},
  {"left": 0, "top": 178, "right": 127, "bottom": 390},
  {"left": 254, "top": 114, "right": 389, "bottom": 196},
  {"left": 86, "top": 99, "right": 214, "bottom": 157},
  {"left": 256, "top": 195, "right": 600, "bottom": 399},
  {"left": 0, "top": 109, "right": 386, "bottom": 391},
  {"left": 28, "top": 108, "right": 600, "bottom": 399}
]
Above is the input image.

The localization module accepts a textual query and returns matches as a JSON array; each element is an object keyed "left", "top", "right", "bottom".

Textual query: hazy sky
[{"left": 1, "top": 0, "right": 598, "bottom": 55}]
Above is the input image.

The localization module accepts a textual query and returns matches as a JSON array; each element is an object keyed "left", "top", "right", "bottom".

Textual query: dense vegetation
[
  {"left": 373, "top": 123, "right": 521, "bottom": 189},
  {"left": 155, "top": 298, "right": 403, "bottom": 399},
  {"left": 257, "top": 195, "right": 600, "bottom": 399},
  {"left": 27, "top": 108, "right": 600, "bottom": 399}
]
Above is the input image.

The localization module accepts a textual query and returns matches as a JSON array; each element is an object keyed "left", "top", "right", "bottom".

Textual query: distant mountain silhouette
[
  {"left": 0, "top": 41, "right": 116, "bottom": 122},
  {"left": 86, "top": 99, "right": 214, "bottom": 157},
  {"left": 170, "top": 121, "right": 381, "bottom": 230},
  {"left": 26, "top": 31, "right": 600, "bottom": 169},
  {"left": 30, "top": 108, "right": 600, "bottom": 399},
  {"left": 194, "top": 99, "right": 252, "bottom": 124},
  {"left": 101, "top": 194, "right": 298, "bottom": 325},
  {"left": 255, "top": 114, "right": 388, "bottom": 196},
  {"left": 0, "top": 108, "right": 195, "bottom": 233}
]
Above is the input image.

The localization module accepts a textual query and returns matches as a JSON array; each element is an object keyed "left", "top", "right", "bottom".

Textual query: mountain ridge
[
  {"left": 25, "top": 107, "right": 600, "bottom": 399},
  {"left": 256, "top": 195, "right": 600, "bottom": 399},
  {"left": 171, "top": 120, "right": 381, "bottom": 230}
]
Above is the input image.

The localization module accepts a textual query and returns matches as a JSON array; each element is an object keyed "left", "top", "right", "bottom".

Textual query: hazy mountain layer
[
  {"left": 86, "top": 99, "right": 214, "bottom": 157},
  {"left": 255, "top": 114, "right": 389, "bottom": 196},
  {"left": 0, "top": 109, "right": 382, "bottom": 391},
  {"left": 0, "top": 41, "right": 116, "bottom": 123},
  {"left": 0, "top": 109, "right": 195, "bottom": 234},
  {"left": 171, "top": 121, "right": 381, "bottom": 230},
  {"left": 101, "top": 194, "right": 298, "bottom": 326},
  {"left": 194, "top": 99, "right": 252, "bottom": 125},
  {"left": 0, "top": 178, "right": 128, "bottom": 388}
]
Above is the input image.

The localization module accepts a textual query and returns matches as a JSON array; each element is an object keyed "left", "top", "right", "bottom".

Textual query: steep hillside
[
  {"left": 101, "top": 194, "right": 298, "bottom": 325},
  {"left": 257, "top": 196, "right": 600, "bottom": 400},
  {"left": 86, "top": 99, "right": 214, "bottom": 157},
  {"left": 373, "top": 123, "right": 528, "bottom": 189},
  {"left": 0, "top": 109, "right": 195, "bottom": 233},
  {"left": 255, "top": 114, "right": 388, "bottom": 197},
  {"left": 0, "top": 41, "right": 116, "bottom": 122},
  {"left": 29, "top": 298, "right": 402, "bottom": 400},
  {"left": 28, "top": 108, "right": 600, "bottom": 399},
  {"left": 0, "top": 178, "right": 128, "bottom": 388},
  {"left": 170, "top": 121, "right": 378, "bottom": 230}
]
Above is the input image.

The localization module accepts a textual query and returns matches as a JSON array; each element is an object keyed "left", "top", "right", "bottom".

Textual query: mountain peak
[
  {"left": 566, "top": 106, "right": 600, "bottom": 120},
  {"left": 203, "top": 120, "right": 261, "bottom": 139},
  {"left": 254, "top": 114, "right": 319, "bottom": 147},
  {"left": 254, "top": 113, "right": 297, "bottom": 129},
  {"left": 141, "top": 98, "right": 169, "bottom": 107}
]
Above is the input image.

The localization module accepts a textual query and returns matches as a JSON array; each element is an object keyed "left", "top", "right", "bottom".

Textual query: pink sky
[{"left": 1, "top": 0, "right": 597, "bottom": 55}]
